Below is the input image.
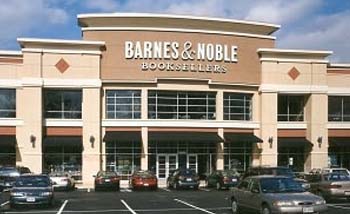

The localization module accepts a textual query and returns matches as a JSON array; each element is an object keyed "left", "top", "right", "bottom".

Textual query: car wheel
[
  {"left": 261, "top": 204, "right": 271, "bottom": 214},
  {"left": 174, "top": 182, "right": 178, "bottom": 190},
  {"left": 216, "top": 182, "right": 221, "bottom": 190},
  {"left": 231, "top": 199, "right": 239, "bottom": 214}
]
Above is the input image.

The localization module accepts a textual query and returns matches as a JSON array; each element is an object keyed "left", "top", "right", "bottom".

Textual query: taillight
[
  {"left": 112, "top": 177, "right": 119, "bottom": 182},
  {"left": 223, "top": 177, "right": 230, "bottom": 183},
  {"left": 96, "top": 177, "right": 103, "bottom": 183},
  {"left": 179, "top": 176, "right": 185, "bottom": 181}
]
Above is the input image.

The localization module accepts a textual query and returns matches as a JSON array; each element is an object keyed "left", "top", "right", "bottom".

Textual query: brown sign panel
[{"left": 84, "top": 31, "right": 274, "bottom": 84}]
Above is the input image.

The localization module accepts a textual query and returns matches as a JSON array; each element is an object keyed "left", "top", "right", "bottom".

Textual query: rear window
[
  {"left": 222, "top": 170, "right": 239, "bottom": 177},
  {"left": 135, "top": 171, "right": 154, "bottom": 177},
  {"left": 332, "top": 169, "right": 349, "bottom": 175},
  {"left": 99, "top": 171, "right": 117, "bottom": 177},
  {"left": 179, "top": 170, "right": 196, "bottom": 176},
  {"left": 325, "top": 173, "right": 350, "bottom": 181}
]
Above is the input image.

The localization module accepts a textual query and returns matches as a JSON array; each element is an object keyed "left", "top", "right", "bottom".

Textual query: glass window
[
  {"left": 44, "top": 90, "right": 82, "bottom": 119},
  {"left": 329, "top": 96, "right": 350, "bottom": 121},
  {"left": 148, "top": 90, "right": 216, "bottom": 120},
  {"left": 0, "top": 89, "right": 16, "bottom": 118},
  {"left": 224, "top": 93, "right": 252, "bottom": 120},
  {"left": 278, "top": 95, "right": 305, "bottom": 121},
  {"left": 106, "top": 90, "right": 141, "bottom": 119}
]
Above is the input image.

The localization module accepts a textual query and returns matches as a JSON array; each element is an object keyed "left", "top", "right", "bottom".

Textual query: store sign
[{"left": 124, "top": 41, "right": 238, "bottom": 73}]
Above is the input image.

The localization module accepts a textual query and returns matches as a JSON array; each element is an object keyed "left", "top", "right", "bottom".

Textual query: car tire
[
  {"left": 231, "top": 198, "right": 240, "bottom": 214},
  {"left": 216, "top": 182, "right": 222, "bottom": 190},
  {"left": 261, "top": 204, "right": 271, "bottom": 214}
]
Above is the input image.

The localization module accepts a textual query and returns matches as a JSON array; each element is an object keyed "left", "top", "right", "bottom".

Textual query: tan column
[
  {"left": 252, "top": 92, "right": 261, "bottom": 166},
  {"left": 141, "top": 127, "right": 148, "bottom": 170},
  {"left": 260, "top": 92, "right": 278, "bottom": 166},
  {"left": 82, "top": 88, "right": 101, "bottom": 187},
  {"left": 141, "top": 88, "right": 148, "bottom": 120},
  {"left": 305, "top": 93, "right": 328, "bottom": 171},
  {"left": 216, "top": 128, "right": 224, "bottom": 170},
  {"left": 16, "top": 87, "right": 43, "bottom": 173}
]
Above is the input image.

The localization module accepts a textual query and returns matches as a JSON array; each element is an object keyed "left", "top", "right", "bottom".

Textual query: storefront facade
[{"left": 0, "top": 13, "right": 349, "bottom": 187}]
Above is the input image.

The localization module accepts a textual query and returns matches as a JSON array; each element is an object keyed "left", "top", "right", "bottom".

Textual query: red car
[
  {"left": 130, "top": 170, "right": 157, "bottom": 190},
  {"left": 94, "top": 171, "right": 120, "bottom": 191}
]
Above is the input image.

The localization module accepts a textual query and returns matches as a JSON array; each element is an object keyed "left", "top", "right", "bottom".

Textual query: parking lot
[{"left": 1, "top": 187, "right": 350, "bottom": 214}]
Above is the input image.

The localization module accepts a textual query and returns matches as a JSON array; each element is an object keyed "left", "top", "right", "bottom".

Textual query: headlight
[
  {"left": 11, "top": 192, "right": 24, "bottom": 197},
  {"left": 40, "top": 192, "right": 52, "bottom": 196},
  {"left": 273, "top": 201, "right": 294, "bottom": 206},
  {"left": 315, "top": 200, "right": 326, "bottom": 205}
]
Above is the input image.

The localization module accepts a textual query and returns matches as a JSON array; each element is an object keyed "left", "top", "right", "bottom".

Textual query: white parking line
[
  {"left": 328, "top": 204, "right": 350, "bottom": 210},
  {"left": 0, "top": 200, "right": 10, "bottom": 207},
  {"left": 174, "top": 198, "right": 216, "bottom": 214},
  {"left": 121, "top": 199, "right": 137, "bottom": 214},
  {"left": 57, "top": 200, "right": 68, "bottom": 214},
  {"left": 199, "top": 188, "right": 211, "bottom": 192}
]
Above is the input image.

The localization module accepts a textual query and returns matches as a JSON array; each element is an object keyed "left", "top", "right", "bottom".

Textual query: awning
[
  {"left": 278, "top": 137, "right": 313, "bottom": 148},
  {"left": 329, "top": 137, "right": 350, "bottom": 146},
  {"left": 224, "top": 133, "right": 263, "bottom": 143},
  {"left": 149, "top": 132, "right": 224, "bottom": 143},
  {"left": 43, "top": 136, "right": 82, "bottom": 148},
  {"left": 0, "top": 136, "right": 16, "bottom": 147},
  {"left": 103, "top": 131, "right": 142, "bottom": 142}
]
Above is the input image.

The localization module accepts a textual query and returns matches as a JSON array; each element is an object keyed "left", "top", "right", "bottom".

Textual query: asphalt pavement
[{"left": 1, "top": 187, "right": 350, "bottom": 213}]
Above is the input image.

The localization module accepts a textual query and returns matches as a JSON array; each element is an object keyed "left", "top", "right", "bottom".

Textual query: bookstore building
[{"left": 0, "top": 13, "right": 349, "bottom": 186}]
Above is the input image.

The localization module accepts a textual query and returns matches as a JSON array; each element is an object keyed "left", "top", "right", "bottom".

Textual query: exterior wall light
[
  {"left": 268, "top": 136, "right": 273, "bottom": 148},
  {"left": 30, "top": 135, "right": 36, "bottom": 148},
  {"left": 317, "top": 136, "right": 323, "bottom": 148},
  {"left": 90, "top": 135, "right": 95, "bottom": 148}
]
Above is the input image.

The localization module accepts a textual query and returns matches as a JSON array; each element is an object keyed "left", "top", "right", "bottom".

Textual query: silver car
[
  {"left": 230, "top": 175, "right": 327, "bottom": 214},
  {"left": 49, "top": 172, "right": 75, "bottom": 191}
]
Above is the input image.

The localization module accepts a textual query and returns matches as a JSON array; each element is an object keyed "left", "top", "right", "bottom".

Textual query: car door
[
  {"left": 245, "top": 178, "right": 262, "bottom": 212},
  {"left": 234, "top": 178, "right": 251, "bottom": 210}
]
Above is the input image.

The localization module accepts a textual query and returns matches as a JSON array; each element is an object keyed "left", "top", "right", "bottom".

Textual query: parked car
[
  {"left": 0, "top": 166, "right": 20, "bottom": 177},
  {"left": 166, "top": 169, "right": 200, "bottom": 190},
  {"left": 10, "top": 174, "right": 54, "bottom": 207},
  {"left": 242, "top": 166, "right": 310, "bottom": 190},
  {"left": 206, "top": 169, "right": 240, "bottom": 190},
  {"left": 0, "top": 176, "right": 17, "bottom": 192},
  {"left": 321, "top": 167, "right": 350, "bottom": 176},
  {"left": 129, "top": 170, "right": 157, "bottom": 190},
  {"left": 94, "top": 171, "right": 120, "bottom": 191},
  {"left": 0, "top": 166, "right": 31, "bottom": 190},
  {"left": 49, "top": 172, "right": 75, "bottom": 191},
  {"left": 230, "top": 175, "right": 327, "bottom": 214},
  {"left": 306, "top": 172, "right": 350, "bottom": 201}
]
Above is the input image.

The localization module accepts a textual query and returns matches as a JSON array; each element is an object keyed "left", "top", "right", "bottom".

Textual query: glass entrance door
[
  {"left": 187, "top": 154, "right": 198, "bottom": 172},
  {"left": 156, "top": 154, "right": 178, "bottom": 179}
]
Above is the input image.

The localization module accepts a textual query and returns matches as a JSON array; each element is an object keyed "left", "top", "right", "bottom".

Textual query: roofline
[
  {"left": 328, "top": 63, "right": 350, "bottom": 68},
  {"left": 257, "top": 48, "right": 333, "bottom": 56},
  {"left": 0, "top": 50, "right": 22, "bottom": 56},
  {"left": 77, "top": 13, "right": 280, "bottom": 34},
  {"left": 17, "top": 38, "right": 105, "bottom": 47}
]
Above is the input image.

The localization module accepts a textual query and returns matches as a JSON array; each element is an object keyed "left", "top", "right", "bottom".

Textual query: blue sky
[{"left": 0, "top": 0, "right": 349, "bottom": 62}]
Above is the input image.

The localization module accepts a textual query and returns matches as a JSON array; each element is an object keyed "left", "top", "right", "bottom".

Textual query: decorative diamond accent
[
  {"left": 288, "top": 67, "right": 300, "bottom": 80},
  {"left": 55, "top": 58, "right": 70, "bottom": 73}
]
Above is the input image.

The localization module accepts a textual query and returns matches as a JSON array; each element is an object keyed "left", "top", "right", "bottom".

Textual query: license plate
[
  {"left": 345, "top": 191, "right": 350, "bottom": 196},
  {"left": 186, "top": 178, "right": 192, "bottom": 181},
  {"left": 144, "top": 183, "right": 149, "bottom": 186},
  {"left": 105, "top": 179, "right": 110, "bottom": 182},
  {"left": 232, "top": 178, "right": 237, "bottom": 182},
  {"left": 302, "top": 207, "right": 314, "bottom": 213},
  {"left": 26, "top": 197, "right": 35, "bottom": 202}
]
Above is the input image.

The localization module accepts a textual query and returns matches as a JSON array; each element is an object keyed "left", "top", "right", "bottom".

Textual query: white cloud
[
  {"left": 278, "top": 11, "right": 350, "bottom": 62},
  {"left": 85, "top": 0, "right": 119, "bottom": 12},
  {"left": 0, "top": 0, "right": 69, "bottom": 48}
]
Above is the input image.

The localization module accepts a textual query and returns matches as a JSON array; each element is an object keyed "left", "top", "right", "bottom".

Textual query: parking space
[{"left": 1, "top": 188, "right": 350, "bottom": 214}]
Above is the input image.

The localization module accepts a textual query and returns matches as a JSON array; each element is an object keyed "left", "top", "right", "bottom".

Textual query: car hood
[{"left": 265, "top": 192, "right": 323, "bottom": 201}]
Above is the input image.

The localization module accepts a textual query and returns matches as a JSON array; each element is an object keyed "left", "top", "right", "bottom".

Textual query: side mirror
[{"left": 251, "top": 188, "right": 260, "bottom": 194}]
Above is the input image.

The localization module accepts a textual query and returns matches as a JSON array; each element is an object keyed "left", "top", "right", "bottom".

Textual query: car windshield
[
  {"left": 260, "top": 177, "right": 305, "bottom": 193},
  {"left": 135, "top": 171, "right": 154, "bottom": 177},
  {"left": 332, "top": 169, "right": 349, "bottom": 175},
  {"left": 324, "top": 173, "right": 350, "bottom": 181},
  {"left": 179, "top": 169, "right": 196, "bottom": 176},
  {"left": 0, "top": 167, "right": 16, "bottom": 172},
  {"left": 15, "top": 176, "right": 50, "bottom": 187},
  {"left": 222, "top": 170, "right": 239, "bottom": 177}
]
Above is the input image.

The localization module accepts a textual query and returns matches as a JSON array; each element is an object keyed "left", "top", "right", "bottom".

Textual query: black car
[
  {"left": 206, "top": 169, "right": 240, "bottom": 190},
  {"left": 10, "top": 175, "right": 54, "bottom": 207},
  {"left": 94, "top": 171, "right": 120, "bottom": 191},
  {"left": 166, "top": 169, "right": 200, "bottom": 190}
]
